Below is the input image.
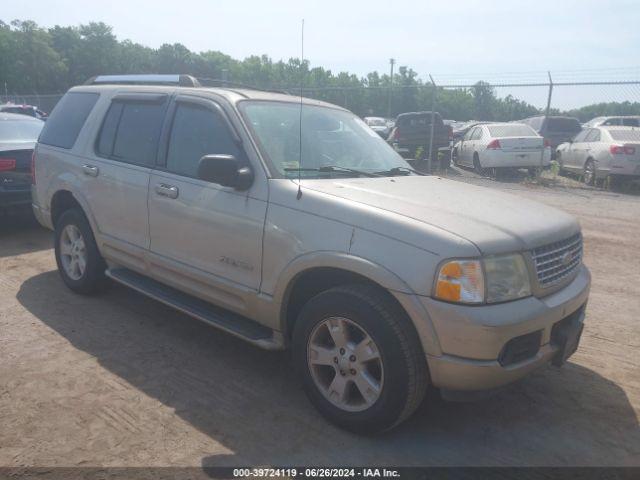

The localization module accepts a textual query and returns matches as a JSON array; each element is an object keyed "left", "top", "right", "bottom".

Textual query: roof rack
[{"left": 85, "top": 74, "right": 201, "bottom": 87}]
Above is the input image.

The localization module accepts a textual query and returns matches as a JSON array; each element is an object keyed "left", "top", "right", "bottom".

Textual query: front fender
[{"left": 273, "top": 251, "right": 442, "bottom": 356}]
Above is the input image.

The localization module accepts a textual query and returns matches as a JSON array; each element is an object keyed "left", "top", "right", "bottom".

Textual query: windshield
[
  {"left": 0, "top": 118, "right": 44, "bottom": 142},
  {"left": 241, "top": 101, "right": 410, "bottom": 178}
]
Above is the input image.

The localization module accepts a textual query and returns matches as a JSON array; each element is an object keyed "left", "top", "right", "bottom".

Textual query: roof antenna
[{"left": 296, "top": 19, "right": 305, "bottom": 200}]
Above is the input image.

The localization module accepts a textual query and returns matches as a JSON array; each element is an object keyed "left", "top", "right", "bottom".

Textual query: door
[
  {"left": 81, "top": 93, "right": 169, "bottom": 261},
  {"left": 147, "top": 95, "right": 266, "bottom": 307},
  {"left": 561, "top": 129, "right": 589, "bottom": 171},
  {"left": 573, "top": 129, "right": 598, "bottom": 170},
  {"left": 459, "top": 127, "right": 476, "bottom": 166}
]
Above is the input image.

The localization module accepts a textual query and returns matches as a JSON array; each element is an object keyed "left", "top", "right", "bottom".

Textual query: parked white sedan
[
  {"left": 556, "top": 126, "right": 640, "bottom": 185},
  {"left": 453, "top": 123, "right": 551, "bottom": 174}
]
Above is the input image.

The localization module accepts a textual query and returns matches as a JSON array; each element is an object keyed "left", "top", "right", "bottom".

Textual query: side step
[{"left": 106, "top": 268, "right": 282, "bottom": 350}]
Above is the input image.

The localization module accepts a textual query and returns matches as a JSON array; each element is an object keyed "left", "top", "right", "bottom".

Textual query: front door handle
[
  {"left": 82, "top": 164, "right": 99, "bottom": 177},
  {"left": 155, "top": 183, "right": 179, "bottom": 199}
]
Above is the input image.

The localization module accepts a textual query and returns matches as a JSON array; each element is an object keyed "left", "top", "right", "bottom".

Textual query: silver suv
[{"left": 32, "top": 75, "right": 591, "bottom": 433}]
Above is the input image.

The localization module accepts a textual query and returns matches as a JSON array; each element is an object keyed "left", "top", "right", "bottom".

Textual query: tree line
[{"left": 1, "top": 19, "right": 639, "bottom": 122}]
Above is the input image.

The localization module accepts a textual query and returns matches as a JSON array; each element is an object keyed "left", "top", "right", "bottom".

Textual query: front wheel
[
  {"left": 54, "top": 208, "right": 108, "bottom": 294},
  {"left": 292, "top": 284, "right": 427, "bottom": 434}
]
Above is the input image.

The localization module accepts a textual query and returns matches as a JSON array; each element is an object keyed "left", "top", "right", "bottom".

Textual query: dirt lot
[{"left": 1, "top": 176, "right": 639, "bottom": 468}]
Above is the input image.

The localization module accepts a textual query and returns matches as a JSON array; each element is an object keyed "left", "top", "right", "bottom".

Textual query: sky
[{"left": 5, "top": 0, "right": 640, "bottom": 108}]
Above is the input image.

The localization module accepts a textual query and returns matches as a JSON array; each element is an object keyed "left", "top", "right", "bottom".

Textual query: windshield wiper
[
  {"left": 284, "top": 165, "right": 382, "bottom": 177},
  {"left": 374, "top": 166, "right": 426, "bottom": 176}
]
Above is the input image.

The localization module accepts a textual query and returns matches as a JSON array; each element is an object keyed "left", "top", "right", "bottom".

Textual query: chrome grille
[{"left": 531, "top": 233, "right": 583, "bottom": 287}]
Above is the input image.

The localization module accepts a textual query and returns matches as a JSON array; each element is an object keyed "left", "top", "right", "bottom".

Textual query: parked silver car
[
  {"left": 583, "top": 116, "right": 640, "bottom": 128},
  {"left": 556, "top": 126, "right": 640, "bottom": 185},
  {"left": 32, "top": 75, "right": 590, "bottom": 433}
]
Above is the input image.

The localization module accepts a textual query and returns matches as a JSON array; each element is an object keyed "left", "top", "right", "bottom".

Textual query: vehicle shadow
[
  {"left": 16, "top": 271, "right": 639, "bottom": 467},
  {"left": 0, "top": 212, "right": 51, "bottom": 258}
]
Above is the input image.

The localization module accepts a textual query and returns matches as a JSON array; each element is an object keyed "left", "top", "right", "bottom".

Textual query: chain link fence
[{"left": 3, "top": 76, "right": 639, "bottom": 187}]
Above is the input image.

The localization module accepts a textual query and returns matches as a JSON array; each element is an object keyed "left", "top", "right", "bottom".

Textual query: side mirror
[{"left": 197, "top": 154, "right": 254, "bottom": 191}]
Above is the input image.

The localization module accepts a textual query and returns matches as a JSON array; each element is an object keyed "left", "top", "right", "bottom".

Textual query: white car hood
[{"left": 302, "top": 176, "right": 580, "bottom": 255}]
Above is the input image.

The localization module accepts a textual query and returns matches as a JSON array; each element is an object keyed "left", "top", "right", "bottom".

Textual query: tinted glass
[
  {"left": 96, "top": 102, "right": 123, "bottom": 157},
  {"left": 488, "top": 125, "right": 537, "bottom": 137},
  {"left": 609, "top": 130, "right": 640, "bottom": 141},
  {"left": 622, "top": 118, "right": 640, "bottom": 127},
  {"left": 166, "top": 103, "right": 241, "bottom": 177},
  {"left": 0, "top": 118, "right": 44, "bottom": 142},
  {"left": 111, "top": 102, "right": 166, "bottom": 165},
  {"left": 546, "top": 117, "right": 581, "bottom": 133},
  {"left": 39, "top": 92, "right": 99, "bottom": 149}
]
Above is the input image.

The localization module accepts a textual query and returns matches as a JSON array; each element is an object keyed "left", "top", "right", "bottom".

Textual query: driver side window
[{"left": 165, "top": 102, "right": 241, "bottom": 178}]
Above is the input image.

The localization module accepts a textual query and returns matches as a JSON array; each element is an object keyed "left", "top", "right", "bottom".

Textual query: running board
[{"left": 106, "top": 268, "right": 282, "bottom": 350}]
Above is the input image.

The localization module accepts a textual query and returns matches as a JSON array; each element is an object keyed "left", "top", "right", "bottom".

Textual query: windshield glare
[{"left": 241, "top": 102, "right": 410, "bottom": 178}]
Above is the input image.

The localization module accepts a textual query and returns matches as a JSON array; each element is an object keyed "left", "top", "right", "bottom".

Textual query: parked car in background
[
  {"left": 453, "top": 123, "right": 551, "bottom": 175},
  {"left": 556, "top": 126, "right": 640, "bottom": 185},
  {"left": 583, "top": 116, "right": 640, "bottom": 128},
  {"left": 363, "top": 116, "right": 390, "bottom": 138},
  {"left": 0, "top": 103, "right": 48, "bottom": 121},
  {"left": 452, "top": 120, "right": 490, "bottom": 143},
  {"left": 32, "top": 74, "right": 590, "bottom": 433},
  {"left": 519, "top": 115, "right": 581, "bottom": 158},
  {"left": 387, "top": 111, "right": 452, "bottom": 169},
  {"left": 0, "top": 112, "right": 44, "bottom": 212}
]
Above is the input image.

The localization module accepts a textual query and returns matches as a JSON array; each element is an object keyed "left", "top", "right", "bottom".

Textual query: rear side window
[
  {"left": 584, "top": 129, "right": 601, "bottom": 142},
  {"left": 39, "top": 92, "right": 99, "bottom": 149},
  {"left": 546, "top": 117, "right": 581, "bottom": 133},
  {"left": 165, "top": 103, "right": 241, "bottom": 177},
  {"left": 96, "top": 100, "right": 167, "bottom": 166},
  {"left": 622, "top": 118, "right": 640, "bottom": 127}
]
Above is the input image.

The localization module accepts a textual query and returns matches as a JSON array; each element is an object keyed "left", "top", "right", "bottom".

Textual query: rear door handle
[
  {"left": 82, "top": 164, "right": 99, "bottom": 177},
  {"left": 155, "top": 183, "right": 179, "bottom": 199}
]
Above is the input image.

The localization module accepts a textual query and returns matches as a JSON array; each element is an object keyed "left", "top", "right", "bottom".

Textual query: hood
[{"left": 302, "top": 176, "right": 579, "bottom": 255}]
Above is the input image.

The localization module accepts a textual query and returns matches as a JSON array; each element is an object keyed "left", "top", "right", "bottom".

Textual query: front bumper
[{"left": 422, "top": 264, "right": 590, "bottom": 391}]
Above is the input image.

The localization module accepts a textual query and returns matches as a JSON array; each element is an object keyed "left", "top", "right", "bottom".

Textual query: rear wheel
[
  {"left": 54, "top": 208, "right": 108, "bottom": 294},
  {"left": 584, "top": 159, "right": 596, "bottom": 186},
  {"left": 293, "top": 284, "right": 427, "bottom": 434}
]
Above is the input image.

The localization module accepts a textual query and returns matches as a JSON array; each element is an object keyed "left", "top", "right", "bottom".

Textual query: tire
[
  {"left": 584, "top": 159, "right": 596, "bottom": 186},
  {"left": 292, "top": 284, "right": 428, "bottom": 434},
  {"left": 54, "top": 208, "right": 108, "bottom": 294}
]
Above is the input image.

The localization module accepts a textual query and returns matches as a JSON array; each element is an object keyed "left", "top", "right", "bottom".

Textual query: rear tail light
[
  {"left": 31, "top": 150, "right": 36, "bottom": 184},
  {"left": 390, "top": 128, "right": 399, "bottom": 141},
  {"left": 486, "top": 139, "right": 501, "bottom": 150},
  {"left": 610, "top": 145, "right": 636, "bottom": 155},
  {"left": 544, "top": 139, "right": 551, "bottom": 148},
  {"left": 448, "top": 125, "right": 453, "bottom": 141},
  {"left": 0, "top": 158, "right": 17, "bottom": 172}
]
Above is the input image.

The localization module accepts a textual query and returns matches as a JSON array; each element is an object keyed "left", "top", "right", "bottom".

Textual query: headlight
[
  {"left": 434, "top": 259, "right": 484, "bottom": 304},
  {"left": 483, "top": 253, "right": 531, "bottom": 303},
  {"left": 434, "top": 254, "right": 531, "bottom": 304}
]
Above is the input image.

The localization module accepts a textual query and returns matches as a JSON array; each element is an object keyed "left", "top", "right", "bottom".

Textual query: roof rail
[{"left": 85, "top": 74, "right": 201, "bottom": 87}]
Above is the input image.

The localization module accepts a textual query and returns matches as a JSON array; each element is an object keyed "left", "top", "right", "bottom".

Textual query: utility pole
[
  {"left": 539, "top": 71, "right": 553, "bottom": 180},
  {"left": 221, "top": 68, "right": 229, "bottom": 87},
  {"left": 387, "top": 58, "right": 395, "bottom": 118}
]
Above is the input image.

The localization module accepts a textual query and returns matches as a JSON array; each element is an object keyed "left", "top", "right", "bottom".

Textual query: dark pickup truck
[{"left": 387, "top": 111, "right": 452, "bottom": 170}]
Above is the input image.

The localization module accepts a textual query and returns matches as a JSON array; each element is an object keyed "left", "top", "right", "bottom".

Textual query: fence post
[
  {"left": 428, "top": 75, "right": 437, "bottom": 174},
  {"left": 540, "top": 71, "right": 553, "bottom": 179}
]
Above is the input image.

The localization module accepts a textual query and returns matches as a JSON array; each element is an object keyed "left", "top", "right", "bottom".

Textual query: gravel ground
[{"left": 0, "top": 173, "right": 639, "bottom": 468}]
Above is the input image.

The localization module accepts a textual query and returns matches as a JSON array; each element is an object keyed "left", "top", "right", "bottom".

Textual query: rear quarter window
[{"left": 38, "top": 92, "right": 99, "bottom": 149}]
